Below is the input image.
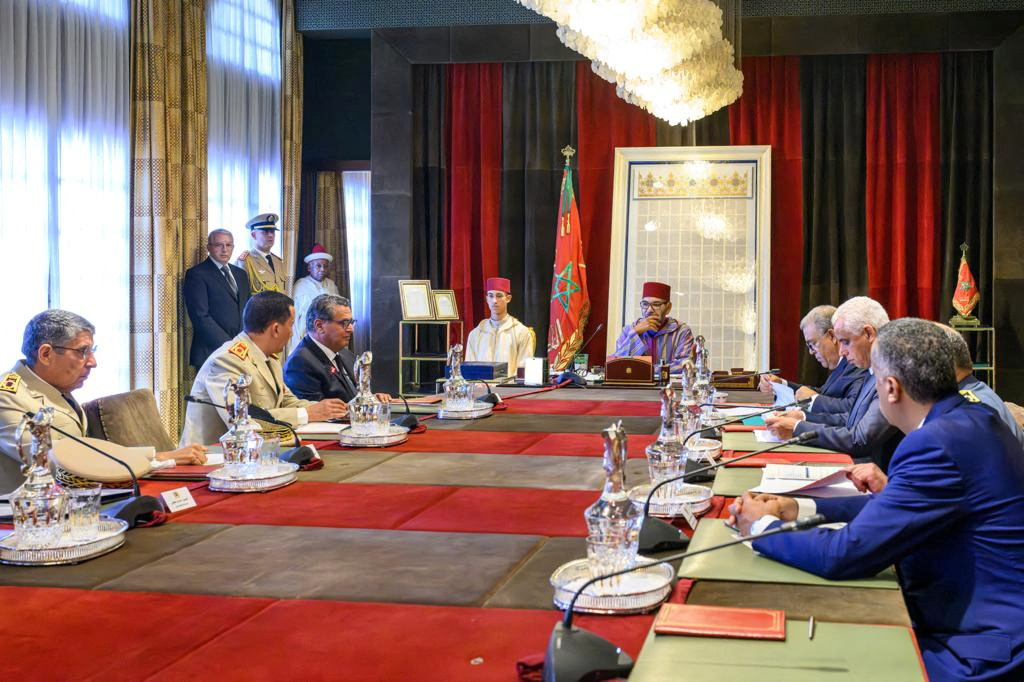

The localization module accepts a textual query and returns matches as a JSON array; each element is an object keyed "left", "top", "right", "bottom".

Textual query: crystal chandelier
[{"left": 516, "top": 0, "right": 743, "bottom": 126}]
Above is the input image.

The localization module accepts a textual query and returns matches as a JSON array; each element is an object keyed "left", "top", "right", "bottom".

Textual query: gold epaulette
[
  {"left": 228, "top": 342, "right": 249, "bottom": 360},
  {"left": 959, "top": 389, "right": 981, "bottom": 404},
  {"left": 0, "top": 373, "right": 21, "bottom": 394}
]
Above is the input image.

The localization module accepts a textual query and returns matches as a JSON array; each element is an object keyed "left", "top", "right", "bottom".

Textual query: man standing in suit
[
  {"left": 283, "top": 294, "right": 390, "bottom": 403},
  {"left": 183, "top": 229, "right": 251, "bottom": 368},
  {"left": 180, "top": 292, "right": 348, "bottom": 446},
  {"left": 730, "top": 318, "right": 1024, "bottom": 681},
  {"left": 765, "top": 296, "right": 902, "bottom": 469}
]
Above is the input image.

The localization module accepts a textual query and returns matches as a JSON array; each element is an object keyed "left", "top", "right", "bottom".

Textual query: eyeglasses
[
  {"left": 53, "top": 345, "right": 98, "bottom": 359},
  {"left": 805, "top": 330, "right": 835, "bottom": 351},
  {"left": 640, "top": 300, "right": 667, "bottom": 311},
  {"left": 328, "top": 319, "right": 356, "bottom": 329}
]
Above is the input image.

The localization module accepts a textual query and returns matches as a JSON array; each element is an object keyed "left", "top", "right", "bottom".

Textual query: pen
[{"left": 808, "top": 615, "right": 815, "bottom": 640}]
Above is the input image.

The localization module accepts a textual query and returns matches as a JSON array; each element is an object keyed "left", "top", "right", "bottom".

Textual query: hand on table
[
  {"left": 374, "top": 393, "right": 393, "bottom": 404},
  {"left": 307, "top": 399, "right": 349, "bottom": 421},
  {"left": 764, "top": 415, "right": 799, "bottom": 440},
  {"left": 795, "top": 386, "right": 819, "bottom": 400},
  {"left": 157, "top": 444, "right": 208, "bottom": 465},
  {"left": 844, "top": 463, "right": 888, "bottom": 493},
  {"left": 727, "top": 492, "right": 800, "bottom": 535}
]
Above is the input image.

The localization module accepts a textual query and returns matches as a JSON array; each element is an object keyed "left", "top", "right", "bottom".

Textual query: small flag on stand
[
  {"left": 547, "top": 146, "right": 591, "bottom": 371},
  {"left": 950, "top": 242, "right": 981, "bottom": 327}
]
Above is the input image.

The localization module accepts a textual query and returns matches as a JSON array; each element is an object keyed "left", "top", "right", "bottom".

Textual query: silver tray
[
  {"left": 551, "top": 557, "right": 674, "bottom": 615},
  {"left": 437, "top": 401, "right": 494, "bottom": 420},
  {"left": 338, "top": 425, "right": 409, "bottom": 448},
  {"left": 0, "top": 517, "right": 128, "bottom": 566},
  {"left": 207, "top": 461, "right": 300, "bottom": 492},
  {"left": 628, "top": 483, "right": 714, "bottom": 518},
  {"left": 686, "top": 437, "right": 722, "bottom": 462}
]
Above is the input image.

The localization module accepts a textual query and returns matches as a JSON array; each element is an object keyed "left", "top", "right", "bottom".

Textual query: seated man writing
[
  {"left": 0, "top": 310, "right": 207, "bottom": 494},
  {"left": 465, "top": 277, "right": 535, "bottom": 371},
  {"left": 612, "top": 281, "right": 694, "bottom": 374},
  {"left": 731, "top": 318, "right": 1024, "bottom": 682},
  {"left": 760, "top": 304, "right": 867, "bottom": 423},
  {"left": 284, "top": 294, "right": 391, "bottom": 403},
  {"left": 181, "top": 292, "right": 348, "bottom": 446}
]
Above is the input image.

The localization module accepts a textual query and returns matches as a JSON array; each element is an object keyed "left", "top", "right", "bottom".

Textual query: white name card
[
  {"left": 160, "top": 487, "right": 198, "bottom": 513},
  {"left": 524, "top": 357, "right": 545, "bottom": 386}
]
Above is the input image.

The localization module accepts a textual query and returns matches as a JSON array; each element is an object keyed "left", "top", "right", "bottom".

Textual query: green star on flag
[{"left": 551, "top": 261, "right": 580, "bottom": 313}]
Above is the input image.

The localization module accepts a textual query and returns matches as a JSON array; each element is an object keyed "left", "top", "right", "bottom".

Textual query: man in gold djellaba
[{"left": 236, "top": 213, "right": 289, "bottom": 295}]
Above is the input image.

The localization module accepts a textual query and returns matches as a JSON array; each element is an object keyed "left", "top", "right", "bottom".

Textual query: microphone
[
  {"left": 392, "top": 394, "right": 419, "bottom": 430},
  {"left": 550, "top": 324, "right": 606, "bottom": 387},
  {"left": 575, "top": 323, "right": 605, "bottom": 360},
  {"left": 680, "top": 397, "right": 812, "bottom": 448},
  {"left": 185, "top": 395, "right": 301, "bottom": 445},
  {"left": 637, "top": 431, "right": 818, "bottom": 552},
  {"left": 712, "top": 367, "right": 781, "bottom": 382},
  {"left": 1, "top": 407, "right": 162, "bottom": 528},
  {"left": 476, "top": 381, "right": 502, "bottom": 406},
  {"left": 545, "top": 513, "right": 827, "bottom": 682}
]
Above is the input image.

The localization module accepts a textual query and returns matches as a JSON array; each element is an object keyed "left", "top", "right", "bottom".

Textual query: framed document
[
  {"left": 398, "top": 280, "right": 435, "bottom": 320},
  {"left": 432, "top": 290, "right": 459, "bottom": 320}
]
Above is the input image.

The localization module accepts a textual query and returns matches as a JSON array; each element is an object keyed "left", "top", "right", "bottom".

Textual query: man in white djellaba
[{"left": 289, "top": 244, "right": 340, "bottom": 355}]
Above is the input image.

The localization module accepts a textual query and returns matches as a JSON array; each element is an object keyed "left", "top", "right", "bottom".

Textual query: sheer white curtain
[
  {"left": 342, "top": 171, "right": 371, "bottom": 353},
  {"left": 0, "top": 0, "right": 130, "bottom": 400},
  {"left": 207, "top": 0, "right": 282, "bottom": 252}
]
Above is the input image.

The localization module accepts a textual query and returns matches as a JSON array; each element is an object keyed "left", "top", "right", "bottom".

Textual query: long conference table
[{"left": 0, "top": 385, "right": 926, "bottom": 681}]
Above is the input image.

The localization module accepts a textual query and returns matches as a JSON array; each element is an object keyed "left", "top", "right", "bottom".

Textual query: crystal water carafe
[
  {"left": 585, "top": 421, "right": 643, "bottom": 589},
  {"left": 11, "top": 408, "right": 68, "bottom": 547},
  {"left": 348, "top": 351, "right": 391, "bottom": 436},
  {"left": 220, "top": 373, "right": 264, "bottom": 477},
  {"left": 443, "top": 344, "right": 474, "bottom": 411},
  {"left": 645, "top": 386, "right": 685, "bottom": 500}
]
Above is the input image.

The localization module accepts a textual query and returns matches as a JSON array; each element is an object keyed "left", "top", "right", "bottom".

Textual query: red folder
[{"left": 653, "top": 603, "right": 786, "bottom": 640}]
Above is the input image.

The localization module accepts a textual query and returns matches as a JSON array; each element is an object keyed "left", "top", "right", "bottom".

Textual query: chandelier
[{"left": 516, "top": 0, "right": 743, "bottom": 126}]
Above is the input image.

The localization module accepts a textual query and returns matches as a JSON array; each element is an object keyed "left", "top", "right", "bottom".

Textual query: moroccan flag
[
  {"left": 952, "top": 249, "right": 980, "bottom": 318},
  {"left": 548, "top": 158, "right": 590, "bottom": 371}
]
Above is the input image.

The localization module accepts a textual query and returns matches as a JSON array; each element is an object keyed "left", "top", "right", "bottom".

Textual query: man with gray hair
[
  {"left": 283, "top": 294, "right": 390, "bottom": 403},
  {"left": 765, "top": 296, "right": 903, "bottom": 469},
  {"left": 938, "top": 323, "right": 1024, "bottom": 448},
  {"left": 184, "top": 228, "right": 251, "bottom": 367},
  {"left": 0, "top": 310, "right": 207, "bottom": 493},
  {"left": 730, "top": 318, "right": 1024, "bottom": 681},
  {"left": 760, "top": 304, "right": 867, "bottom": 422}
]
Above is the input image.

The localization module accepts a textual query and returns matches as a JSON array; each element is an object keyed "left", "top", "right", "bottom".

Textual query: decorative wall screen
[{"left": 606, "top": 146, "right": 772, "bottom": 371}]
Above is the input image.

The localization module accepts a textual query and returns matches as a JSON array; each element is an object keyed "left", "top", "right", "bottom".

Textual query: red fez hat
[
  {"left": 485, "top": 277, "right": 511, "bottom": 294},
  {"left": 642, "top": 281, "right": 671, "bottom": 301}
]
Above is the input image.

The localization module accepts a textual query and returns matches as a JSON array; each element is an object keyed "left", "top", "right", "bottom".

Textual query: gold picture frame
[
  {"left": 431, "top": 290, "right": 459, "bottom": 320},
  {"left": 398, "top": 280, "right": 435, "bottom": 320}
]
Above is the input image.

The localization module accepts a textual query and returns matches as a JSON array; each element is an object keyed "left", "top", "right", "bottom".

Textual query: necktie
[
  {"left": 221, "top": 265, "right": 238, "bottom": 295},
  {"left": 62, "top": 393, "right": 82, "bottom": 420},
  {"left": 335, "top": 354, "right": 357, "bottom": 397},
  {"left": 265, "top": 254, "right": 275, "bottom": 273}
]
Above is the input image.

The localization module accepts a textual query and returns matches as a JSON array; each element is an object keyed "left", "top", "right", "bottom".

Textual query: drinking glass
[{"left": 66, "top": 484, "right": 103, "bottom": 542}]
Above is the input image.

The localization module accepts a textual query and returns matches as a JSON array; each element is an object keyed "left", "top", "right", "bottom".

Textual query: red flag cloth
[
  {"left": 547, "top": 161, "right": 591, "bottom": 371},
  {"left": 953, "top": 255, "right": 980, "bottom": 317}
]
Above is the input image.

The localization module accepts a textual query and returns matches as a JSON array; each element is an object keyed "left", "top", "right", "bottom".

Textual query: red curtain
[
  {"left": 729, "top": 56, "right": 804, "bottom": 379},
  {"left": 575, "top": 62, "right": 657, "bottom": 364},
  {"left": 445, "top": 64, "right": 503, "bottom": 329},
  {"left": 865, "top": 54, "right": 941, "bottom": 320}
]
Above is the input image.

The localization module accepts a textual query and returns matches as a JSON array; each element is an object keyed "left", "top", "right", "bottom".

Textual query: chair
[{"left": 82, "top": 389, "right": 176, "bottom": 452}]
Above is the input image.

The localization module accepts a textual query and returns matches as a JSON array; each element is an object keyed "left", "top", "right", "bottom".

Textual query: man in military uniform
[
  {"left": 236, "top": 213, "right": 289, "bottom": 295},
  {"left": 180, "top": 291, "right": 348, "bottom": 446},
  {"left": 0, "top": 310, "right": 206, "bottom": 493}
]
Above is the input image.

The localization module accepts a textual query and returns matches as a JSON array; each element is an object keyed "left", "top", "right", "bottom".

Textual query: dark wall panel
[{"left": 303, "top": 39, "right": 371, "bottom": 163}]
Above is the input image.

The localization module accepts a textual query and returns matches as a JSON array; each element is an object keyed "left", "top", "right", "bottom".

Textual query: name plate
[{"left": 160, "top": 486, "right": 198, "bottom": 513}]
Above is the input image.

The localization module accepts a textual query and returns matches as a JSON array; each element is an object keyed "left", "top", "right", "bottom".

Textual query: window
[
  {"left": 0, "top": 0, "right": 130, "bottom": 400},
  {"left": 342, "top": 171, "right": 371, "bottom": 352},
  {"left": 207, "top": 0, "right": 282, "bottom": 253}
]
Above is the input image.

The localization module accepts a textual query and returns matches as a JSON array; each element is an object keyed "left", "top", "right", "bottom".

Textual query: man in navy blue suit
[
  {"left": 731, "top": 318, "right": 1024, "bottom": 681},
  {"left": 183, "top": 229, "right": 251, "bottom": 368},
  {"left": 760, "top": 304, "right": 867, "bottom": 423},
  {"left": 283, "top": 294, "right": 390, "bottom": 403}
]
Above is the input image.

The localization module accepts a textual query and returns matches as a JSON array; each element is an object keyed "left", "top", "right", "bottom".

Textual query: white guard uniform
[{"left": 289, "top": 275, "right": 339, "bottom": 355}]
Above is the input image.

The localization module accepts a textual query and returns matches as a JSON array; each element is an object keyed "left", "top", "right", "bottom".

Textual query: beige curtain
[
  {"left": 129, "top": 0, "right": 208, "bottom": 438},
  {"left": 280, "top": 0, "right": 304, "bottom": 291},
  {"left": 314, "top": 172, "right": 351, "bottom": 296}
]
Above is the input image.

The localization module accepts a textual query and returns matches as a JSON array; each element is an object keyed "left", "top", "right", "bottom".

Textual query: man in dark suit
[
  {"left": 183, "top": 229, "right": 251, "bottom": 368},
  {"left": 283, "top": 294, "right": 390, "bottom": 403},
  {"left": 730, "top": 318, "right": 1024, "bottom": 681}
]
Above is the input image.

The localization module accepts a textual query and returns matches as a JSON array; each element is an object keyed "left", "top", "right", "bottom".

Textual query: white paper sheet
[
  {"left": 751, "top": 466, "right": 864, "bottom": 498},
  {"left": 295, "top": 422, "right": 350, "bottom": 435},
  {"left": 753, "top": 429, "right": 783, "bottom": 443},
  {"left": 717, "top": 406, "right": 765, "bottom": 418},
  {"left": 770, "top": 381, "right": 796, "bottom": 406}
]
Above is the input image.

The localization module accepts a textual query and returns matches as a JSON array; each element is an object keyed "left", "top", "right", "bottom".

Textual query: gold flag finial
[
  {"left": 561, "top": 145, "right": 576, "bottom": 162},
  {"left": 960, "top": 242, "right": 969, "bottom": 260}
]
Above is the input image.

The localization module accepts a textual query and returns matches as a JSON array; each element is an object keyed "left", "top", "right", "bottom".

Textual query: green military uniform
[
  {"left": 179, "top": 332, "right": 312, "bottom": 446},
  {"left": 0, "top": 361, "right": 88, "bottom": 493}
]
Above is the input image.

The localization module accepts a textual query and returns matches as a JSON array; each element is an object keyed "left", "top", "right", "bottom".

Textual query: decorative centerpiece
[
  {"left": 0, "top": 408, "right": 127, "bottom": 566},
  {"left": 950, "top": 243, "right": 982, "bottom": 327},
  {"left": 693, "top": 335, "right": 725, "bottom": 430},
  {"left": 339, "top": 352, "right": 408, "bottom": 447},
  {"left": 550, "top": 422, "right": 673, "bottom": 613},
  {"left": 437, "top": 344, "right": 493, "bottom": 420},
  {"left": 209, "top": 373, "right": 298, "bottom": 492}
]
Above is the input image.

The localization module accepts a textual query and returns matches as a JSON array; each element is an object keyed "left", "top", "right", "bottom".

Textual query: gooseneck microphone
[
  {"left": 637, "top": 431, "right": 819, "bottom": 552},
  {"left": 544, "top": 513, "right": 828, "bottom": 682},
  {"left": 682, "top": 396, "right": 812, "bottom": 448}
]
